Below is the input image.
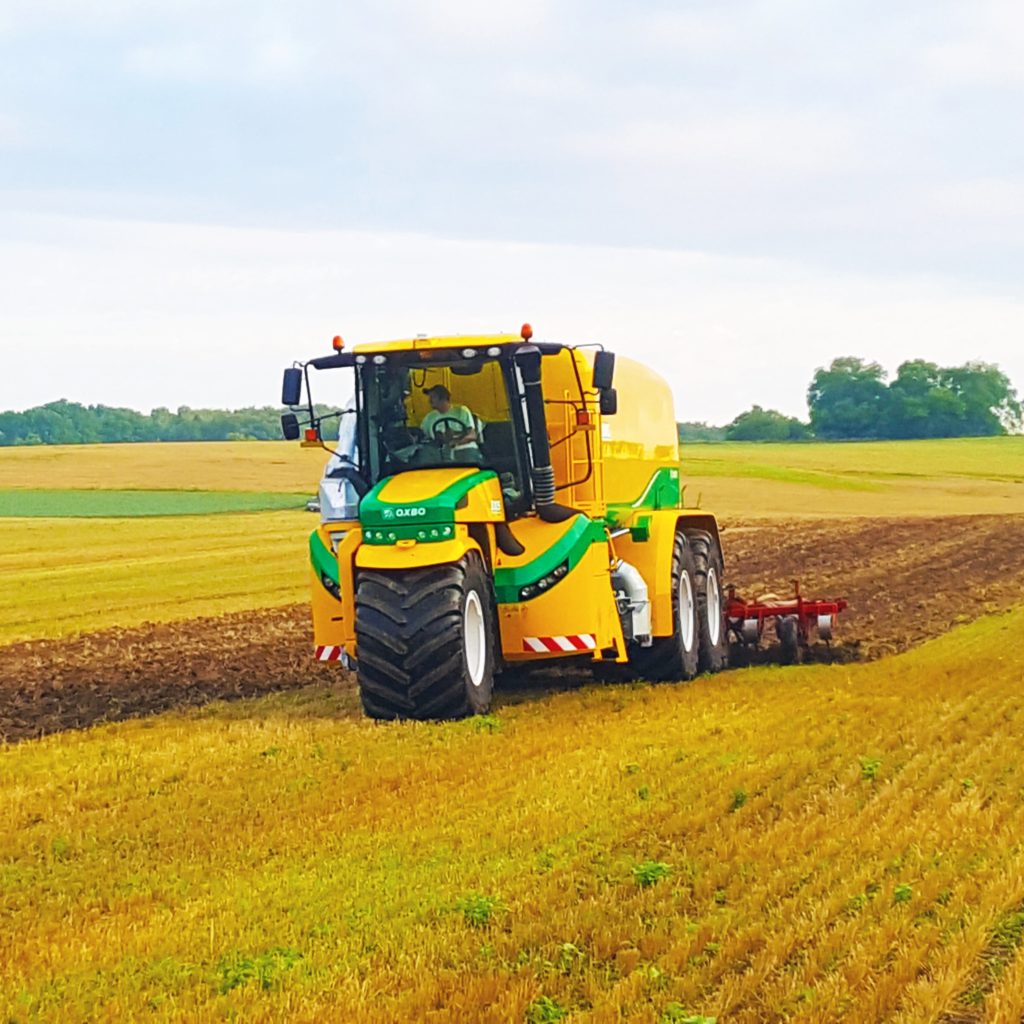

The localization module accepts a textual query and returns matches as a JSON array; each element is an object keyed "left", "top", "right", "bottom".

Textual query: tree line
[
  {"left": 681, "top": 357, "right": 1021, "bottom": 442},
  {"left": 0, "top": 400, "right": 292, "bottom": 446},
  {"left": 3, "top": 356, "right": 1019, "bottom": 446}
]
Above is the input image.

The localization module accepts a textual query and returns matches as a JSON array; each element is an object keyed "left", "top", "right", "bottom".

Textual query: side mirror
[
  {"left": 281, "top": 413, "right": 301, "bottom": 440},
  {"left": 282, "top": 367, "right": 303, "bottom": 407},
  {"left": 514, "top": 344, "right": 542, "bottom": 382},
  {"left": 599, "top": 387, "right": 618, "bottom": 416},
  {"left": 592, "top": 350, "right": 615, "bottom": 391}
]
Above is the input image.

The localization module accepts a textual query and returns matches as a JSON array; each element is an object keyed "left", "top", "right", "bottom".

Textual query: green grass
[
  {"left": 0, "top": 490, "right": 311, "bottom": 517},
  {"left": 681, "top": 436, "right": 1024, "bottom": 517},
  {"left": 0, "top": 511, "right": 311, "bottom": 643},
  {"left": 679, "top": 458, "right": 883, "bottom": 492},
  {"left": 684, "top": 436, "right": 1024, "bottom": 483}
]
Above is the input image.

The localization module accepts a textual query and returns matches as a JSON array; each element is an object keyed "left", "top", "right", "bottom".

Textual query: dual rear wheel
[{"left": 630, "top": 530, "right": 728, "bottom": 682}]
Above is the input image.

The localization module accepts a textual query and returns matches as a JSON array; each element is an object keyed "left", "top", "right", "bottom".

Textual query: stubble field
[{"left": 1, "top": 438, "right": 1023, "bottom": 1022}]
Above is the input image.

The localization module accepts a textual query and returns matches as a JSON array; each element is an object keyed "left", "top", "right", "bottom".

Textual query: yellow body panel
[
  {"left": 375, "top": 467, "right": 466, "bottom": 503},
  {"left": 311, "top": 523, "right": 360, "bottom": 650},
  {"left": 507, "top": 346, "right": 682, "bottom": 516},
  {"left": 453, "top": 474, "right": 507, "bottom": 524},
  {"left": 610, "top": 510, "right": 679, "bottom": 637},
  {"left": 352, "top": 333, "right": 519, "bottom": 354},
  {"left": 490, "top": 514, "right": 579, "bottom": 573},
  {"left": 499, "top": 540, "right": 627, "bottom": 662},
  {"left": 596, "top": 355, "right": 680, "bottom": 506}
]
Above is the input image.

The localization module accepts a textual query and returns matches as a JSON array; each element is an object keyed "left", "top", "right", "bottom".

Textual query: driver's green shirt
[{"left": 421, "top": 405, "right": 480, "bottom": 452}]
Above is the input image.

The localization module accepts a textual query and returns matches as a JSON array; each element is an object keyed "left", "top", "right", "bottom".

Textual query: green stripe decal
[
  {"left": 359, "top": 469, "right": 498, "bottom": 530},
  {"left": 493, "top": 516, "right": 607, "bottom": 604},
  {"left": 605, "top": 466, "right": 680, "bottom": 529},
  {"left": 309, "top": 530, "right": 339, "bottom": 586}
]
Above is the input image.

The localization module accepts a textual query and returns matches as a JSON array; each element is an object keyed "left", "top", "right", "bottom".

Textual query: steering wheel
[{"left": 430, "top": 415, "right": 470, "bottom": 446}]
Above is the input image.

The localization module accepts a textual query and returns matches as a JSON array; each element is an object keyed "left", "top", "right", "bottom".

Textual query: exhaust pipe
[{"left": 516, "top": 345, "right": 579, "bottom": 524}]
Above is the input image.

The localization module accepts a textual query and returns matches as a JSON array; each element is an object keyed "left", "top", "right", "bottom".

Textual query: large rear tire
[
  {"left": 688, "top": 530, "right": 729, "bottom": 673},
  {"left": 355, "top": 554, "right": 495, "bottom": 720},
  {"left": 631, "top": 532, "right": 700, "bottom": 682}
]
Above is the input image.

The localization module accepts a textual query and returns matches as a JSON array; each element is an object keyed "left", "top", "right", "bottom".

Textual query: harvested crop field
[
  {"left": 0, "top": 511, "right": 310, "bottom": 645},
  {"left": 5, "top": 607, "right": 1024, "bottom": 1023},
  {"left": 3, "top": 436, "right": 1024, "bottom": 1024},
  {"left": 3, "top": 514, "right": 1022, "bottom": 743}
]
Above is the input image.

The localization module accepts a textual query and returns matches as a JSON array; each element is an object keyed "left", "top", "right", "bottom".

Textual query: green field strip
[
  {"left": 0, "top": 511, "right": 311, "bottom": 572},
  {"left": 0, "top": 510, "right": 314, "bottom": 643},
  {"left": 681, "top": 458, "right": 885, "bottom": 492},
  {"left": 683, "top": 437, "right": 1024, "bottom": 485},
  {"left": 0, "top": 490, "right": 312, "bottom": 518}
]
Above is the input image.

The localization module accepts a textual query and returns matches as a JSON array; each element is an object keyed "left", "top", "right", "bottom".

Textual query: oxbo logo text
[{"left": 394, "top": 507, "right": 427, "bottom": 518}]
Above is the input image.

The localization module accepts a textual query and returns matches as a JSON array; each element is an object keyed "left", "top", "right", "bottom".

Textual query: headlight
[
  {"left": 320, "top": 572, "right": 341, "bottom": 600},
  {"left": 519, "top": 560, "right": 570, "bottom": 601}
]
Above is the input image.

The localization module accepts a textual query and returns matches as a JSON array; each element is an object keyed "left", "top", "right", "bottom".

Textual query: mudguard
[
  {"left": 354, "top": 530, "right": 483, "bottom": 571},
  {"left": 611, "top": 508, "right": 722, "bottom": 637}
]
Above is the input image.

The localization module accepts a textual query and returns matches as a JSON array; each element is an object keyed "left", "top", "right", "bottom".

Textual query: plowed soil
[
  {"left": 2, "top": 514, "right": 1023, "bottom": 743},
  {"left": 720, "top": 513, "right": 1024, "bottom": 662}
]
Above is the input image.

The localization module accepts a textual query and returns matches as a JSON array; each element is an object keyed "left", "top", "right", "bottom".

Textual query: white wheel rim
[
  {"left": 463, "top": 590, "right": 487, "bottom": 688},
  {"left": 707, "top": 567, "right": 721, "bottom": 647},
  {"left": 679, "top": 569, "right": 696, "bottom": 653}
]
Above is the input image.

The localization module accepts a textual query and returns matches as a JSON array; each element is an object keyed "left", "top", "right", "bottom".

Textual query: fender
[
  {"left": 611, "top": 508, "right": 722, "bottom": 637},
  {"left": 676, "top": 510, "right": 723, "bottom": 560},
  {"left": 354, "top": 528, "right": 484, "bottom": 572},
  {"left": 310, "top": 525, "right": 361, "bottom": 651}
]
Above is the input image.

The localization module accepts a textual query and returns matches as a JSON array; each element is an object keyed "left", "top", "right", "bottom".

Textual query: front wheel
[
  {"left": 355, "top": 554, "right": 495, "bottom": 720},
  {"left": 631, "top": 532, "right": 700, "bottom": 682}
]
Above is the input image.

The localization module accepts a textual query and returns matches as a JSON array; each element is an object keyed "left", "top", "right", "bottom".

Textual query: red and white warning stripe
[
  {"left": 523, "top": 634, "right": 597, "bottom": 654},
  {"left": 315, "top": 645, "right": 346, "bottom": 662}
]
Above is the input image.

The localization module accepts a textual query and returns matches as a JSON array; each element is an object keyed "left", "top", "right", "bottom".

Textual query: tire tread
[{"left": 354, "top": 559, "right": 493, "bottom": 720}]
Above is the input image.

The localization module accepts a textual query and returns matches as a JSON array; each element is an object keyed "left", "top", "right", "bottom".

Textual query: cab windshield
[{"left": 358, "top": 350, "right": 528, "bottom": 507}]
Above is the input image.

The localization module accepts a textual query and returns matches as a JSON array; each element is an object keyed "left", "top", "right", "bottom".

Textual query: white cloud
[
  {"left": 922, "top": 0, "right": 1024, "bottom": 86},
  {"left": 114, "top": 0, "right": 552, "bottom": 84},
  {"left": 1, "top": 214, "right": 1022, "bottom": 424},
  {"left": 0, "top": 112, "right": 28, "bottom": 149},
  {"left": 2, "top": 0, "right": 1023, "bottom": 334},
  {"left": 0, "top": 0, "right": 225, "bottom": 34},
  {"left": 404, "top": 0, "right": 552, "bottom": 45},
  {"left": 122, "top": 8, "right": 315, "bottom": 83},
  {"left": 923, "top": 178, "right": 1024, "bottom": 224},
  {"left": 567, "top": 111, "right": 861, "bottom": 178}
]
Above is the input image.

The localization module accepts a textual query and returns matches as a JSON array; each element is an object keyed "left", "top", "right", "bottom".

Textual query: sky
[{"left": 1, "top": 0, "right": 1022, "bottom": 423}]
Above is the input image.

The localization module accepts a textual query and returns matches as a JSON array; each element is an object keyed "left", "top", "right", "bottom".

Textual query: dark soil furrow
[{"left": 2, "top": 514, "right": 1023, "bottom": 743}]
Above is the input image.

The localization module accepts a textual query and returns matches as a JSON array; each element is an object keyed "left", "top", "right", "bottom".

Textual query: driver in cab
[{"left": 420, "top": 385, "right": 481, "bottom": 463}]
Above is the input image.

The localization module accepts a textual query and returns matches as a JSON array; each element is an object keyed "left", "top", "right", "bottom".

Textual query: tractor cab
[
  {"left": 355, "top": 343, "right": 532, "bottom": 514},
  {"left": 281, "top": 328, "right": 610, "bottom": 526}
]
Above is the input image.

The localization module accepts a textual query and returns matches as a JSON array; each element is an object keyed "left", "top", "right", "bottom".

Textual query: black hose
[{"left": 516, "top": 345, "right": 581, "bottom": 524}]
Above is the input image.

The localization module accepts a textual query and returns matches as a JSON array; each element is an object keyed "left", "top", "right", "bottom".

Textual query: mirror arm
[{"left": 302, "top": 363, "right": 316, "bottom": 429}]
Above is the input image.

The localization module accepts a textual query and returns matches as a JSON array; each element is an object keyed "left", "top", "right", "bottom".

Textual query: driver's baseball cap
[{"left": 423, "top": 384, "right": 450, "bottom": 400}]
